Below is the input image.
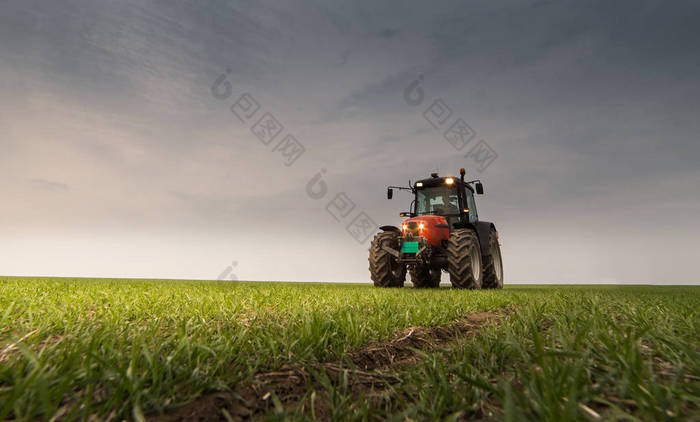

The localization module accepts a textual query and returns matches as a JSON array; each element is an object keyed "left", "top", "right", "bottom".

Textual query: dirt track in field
[{"left": 150, "top": 310, "right": 505, "bottom": 422}]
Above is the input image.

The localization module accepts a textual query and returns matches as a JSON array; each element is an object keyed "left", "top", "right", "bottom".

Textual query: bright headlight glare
[
  {"left": 416, "top": 182, "right": 423, "bottom": 187},
  {"left": 419, "top": 223, "right": 425, "bottom": 230},
  {"left": 445, "top": 178, "right": 454, "bottom": 185}
]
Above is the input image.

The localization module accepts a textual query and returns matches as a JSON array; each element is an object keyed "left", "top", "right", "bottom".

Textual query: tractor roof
[{"left": 415, "top": 175, "right": 474, "bottom": 192}]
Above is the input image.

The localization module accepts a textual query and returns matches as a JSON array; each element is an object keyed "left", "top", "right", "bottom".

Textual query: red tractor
[{"left": 369, "top": 168, "right": 503, "bottom": 289}]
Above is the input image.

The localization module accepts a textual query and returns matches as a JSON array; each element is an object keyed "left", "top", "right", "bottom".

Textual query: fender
[
  {"left": 379, "top": 225, "right": 401, "bottom": 233},
  {"left": 474, "top": 221, "right": 497, "bottom": 256}
]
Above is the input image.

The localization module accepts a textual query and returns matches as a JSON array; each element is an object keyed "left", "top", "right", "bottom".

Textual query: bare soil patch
[{"left": 151, "top": 311, "right": 505, "bottom": 422}]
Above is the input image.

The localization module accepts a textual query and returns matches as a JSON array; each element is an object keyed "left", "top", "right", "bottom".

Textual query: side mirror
[
  {"left": 399, "top": 212, "right": 415, "bottom": 217},
  {"left": 387, "top": 188, "right": 393, "bottom": 199},
  {"left": 475, "top": 182, "right": 484, "bottom": 195}
]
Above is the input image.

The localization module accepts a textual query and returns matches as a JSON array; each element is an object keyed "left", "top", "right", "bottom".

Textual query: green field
[{"left": 0, "top": 277, "right": 698, "bottom": 421}]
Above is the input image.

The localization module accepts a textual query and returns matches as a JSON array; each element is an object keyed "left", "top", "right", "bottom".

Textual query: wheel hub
[{"left": 470, "top": 245, "right": 481, "bottom": 280}]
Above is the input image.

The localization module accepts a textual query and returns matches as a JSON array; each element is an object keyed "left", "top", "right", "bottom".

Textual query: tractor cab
[
  {"left": 389, "top": 169, "right": 484, "bottom": 229},
  {"left": 412, "top": 173, "right": 479, "bottom": 228}
]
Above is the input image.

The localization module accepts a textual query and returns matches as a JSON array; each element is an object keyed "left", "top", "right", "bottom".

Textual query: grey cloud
[
  {"left": 313, "top": 69, "right": 420, "bottom": 124},
  {"left": 377, "top": 28, "right": 399, "bottom": 39},
  {"left": 30, "top": 179, "right": 69, "bottom": 192}
]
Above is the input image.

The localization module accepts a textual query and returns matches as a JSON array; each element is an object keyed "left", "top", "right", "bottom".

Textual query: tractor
[{"left": 369, "top": 168, "right": 503, "bottom": 289}]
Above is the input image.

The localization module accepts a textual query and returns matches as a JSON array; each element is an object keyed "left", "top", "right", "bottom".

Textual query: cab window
[
  {"left": 465, "top": 189, "right": 478, "bottom": 223},
  {"left": 415, "top": 186, "right": 460, "bottom": 216}
]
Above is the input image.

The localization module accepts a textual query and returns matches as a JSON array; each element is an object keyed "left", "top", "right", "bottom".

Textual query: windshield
[{"left": 415, "top": 186, "right": 460, "bottom": 216}]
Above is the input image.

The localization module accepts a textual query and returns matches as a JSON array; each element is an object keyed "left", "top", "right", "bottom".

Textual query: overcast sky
[{"left": 1, "top": 0, "right": 699, "bottom": 284}]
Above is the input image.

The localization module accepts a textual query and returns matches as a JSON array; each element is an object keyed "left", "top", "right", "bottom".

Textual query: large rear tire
[
  {"left": 369, "top": 231, "right": 406, "bottom": 287},
  {"left": 482, "top": 229, "right": 504, "bottom": 289},
  {"left": 447, "top": 229, "right": 483, "bottom": 289},
  {"left": 409, "top": 265, "right": 441, "bottom": 288}
]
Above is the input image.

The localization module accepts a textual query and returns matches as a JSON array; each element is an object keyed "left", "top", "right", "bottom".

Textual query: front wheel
[
  {"left": 447, "top": 229, "right": 483, "bottom": 289},
  {"left": 369, "top": 231, "right": 406, "bottom": 287},
  {"left": 409, "top": 265, "right": 441, "bottom": 288}
]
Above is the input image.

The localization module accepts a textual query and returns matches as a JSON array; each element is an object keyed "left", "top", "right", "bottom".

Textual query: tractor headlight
[
  {"left": 445, "top": 178, "right": 454, "bottom": 185},
  {"left": 415, "top": 182, "right": 423, "bottom": 187},
  {"left": 418, "top": 223, "right": 425, "bottom": 230}
]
